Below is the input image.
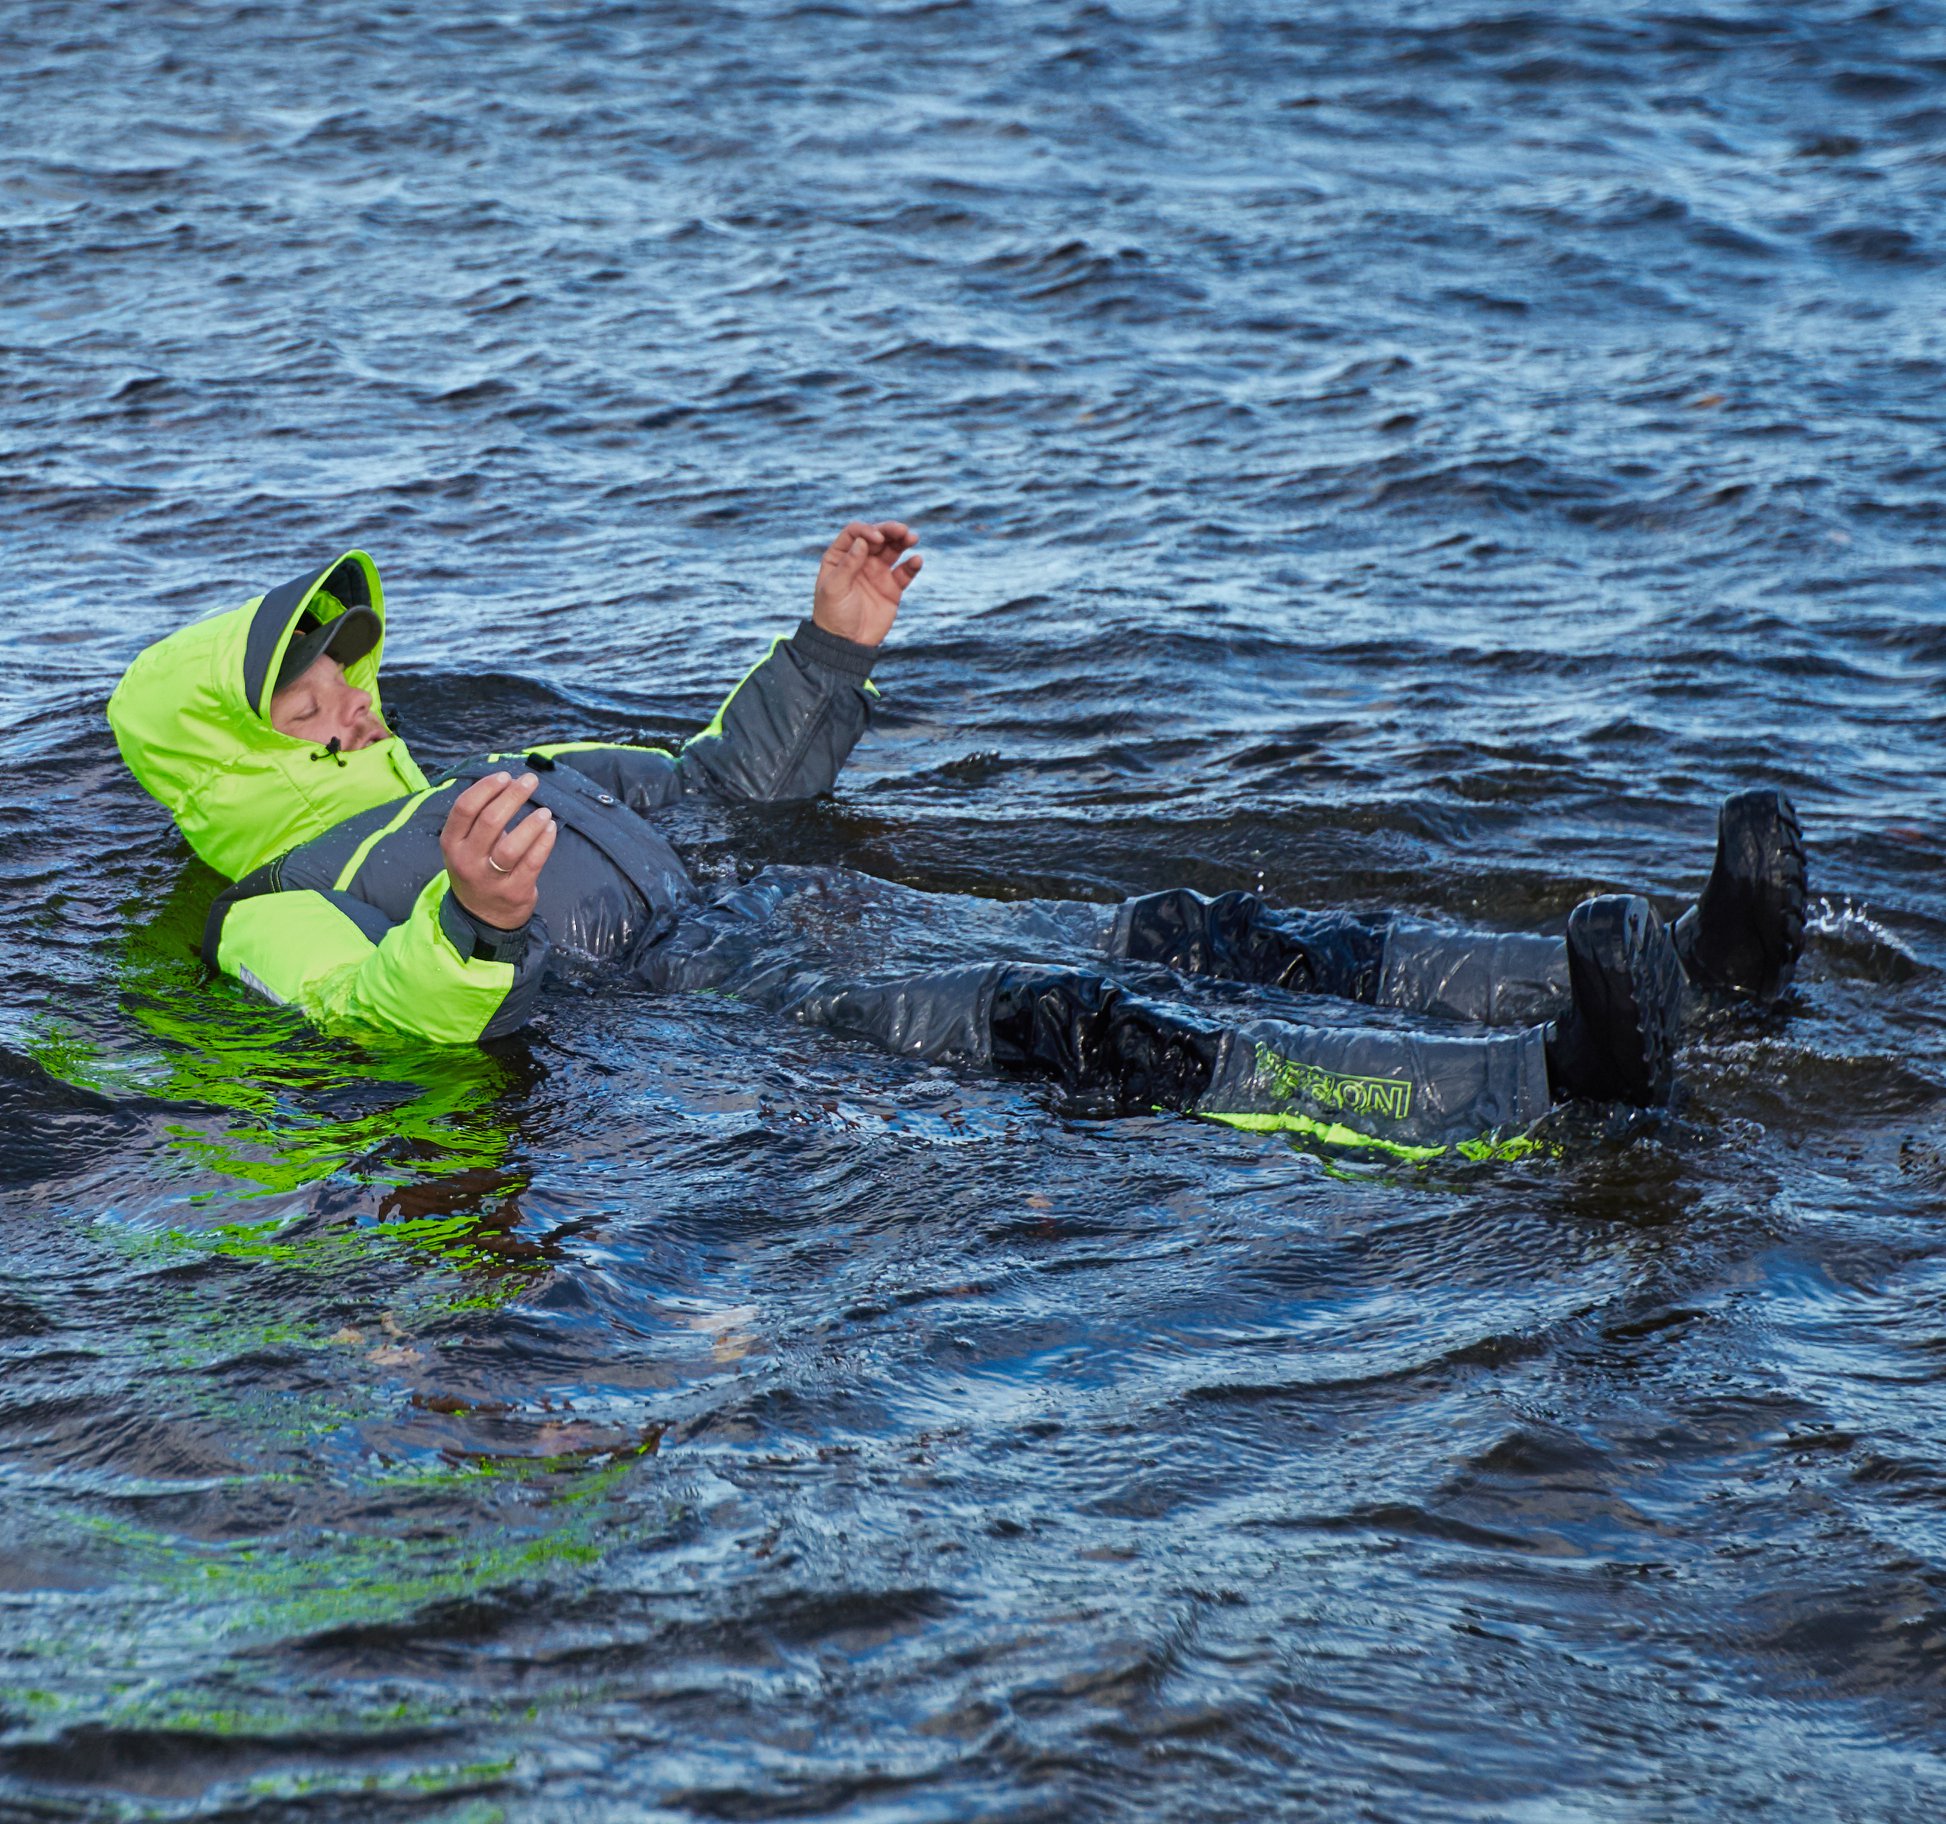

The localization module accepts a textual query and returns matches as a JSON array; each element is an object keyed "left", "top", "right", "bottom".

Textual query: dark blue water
[{"left": 4, "top": 2, "right": 1945, "bottom": 1817}]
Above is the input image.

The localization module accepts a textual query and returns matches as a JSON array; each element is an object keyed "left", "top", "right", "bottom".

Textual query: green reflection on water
[
  {"left": 67, "top": 1428, "right": 663, "bottom": 1625},
  {"left": 30, "top": 858, "right": 532, "bottom": 1204},
  {"left": 3, "top": 868, "right": 662, "bottom": 1805},
  {"left": 243, "top": 1762, "right": 515, "bottom": 1813},
  {"left": 2, "top": 1434, "right": 668, "bottom": 1795}
]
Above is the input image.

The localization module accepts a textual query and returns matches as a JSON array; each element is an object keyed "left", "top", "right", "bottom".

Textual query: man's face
[{"left": 268, "top": 655, "right": 389, "bottom": 752}]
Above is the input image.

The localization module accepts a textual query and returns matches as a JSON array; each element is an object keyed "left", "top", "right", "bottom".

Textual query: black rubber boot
[
  {"left": 1545, "top": 895, "right": 1684, "bottom": 1108},
  {"left": 1671, "top": 788, "right": 1807, "bottom": 1001},
  {"left": 989, "top": 969, "right": 1221, "bottom": 1113}
]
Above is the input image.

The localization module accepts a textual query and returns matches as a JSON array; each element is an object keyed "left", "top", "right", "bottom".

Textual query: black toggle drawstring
[{"left": 311, "top": 736, "right": 348, "bottom": 768}]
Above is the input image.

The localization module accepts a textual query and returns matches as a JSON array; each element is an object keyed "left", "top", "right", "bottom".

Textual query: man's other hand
[
  {"left": 813, "top": 520, "right": 921, "bottom": 648},
  {"left": 440, "top": 771, "right": 556, "bottom": 932}
]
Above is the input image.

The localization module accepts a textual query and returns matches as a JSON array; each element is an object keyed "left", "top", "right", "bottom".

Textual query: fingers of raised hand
[
  {"left": 824, "top": 523, "right": 875, "bottom": 564},
  {"left": 825, "top": 521, "right": 916, "bottom": 561}
]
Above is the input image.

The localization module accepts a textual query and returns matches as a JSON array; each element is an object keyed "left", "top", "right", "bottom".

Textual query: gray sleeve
[
  {"left": 675, "top": 620, "right": 880, "bottom": 803},
  {"left": 202, "top": 868, "right": 553, "bottom": 1047}
]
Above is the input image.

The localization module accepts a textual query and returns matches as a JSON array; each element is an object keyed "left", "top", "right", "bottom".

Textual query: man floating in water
[{"left": 107, "top": 526, "right": 1807, "bottom": 1161}]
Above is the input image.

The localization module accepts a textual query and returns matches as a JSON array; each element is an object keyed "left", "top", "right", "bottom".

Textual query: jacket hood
[{"left": 108, "top": 551, "right": 431, "bottom": 879}]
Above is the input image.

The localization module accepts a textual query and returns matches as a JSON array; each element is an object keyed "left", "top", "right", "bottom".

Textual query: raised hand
[
  {"left": 812, "top": 520, "right": 922, "bottom": 648},
  {"left": 440, "top": 771, "right": 557, "bottom": 931}
]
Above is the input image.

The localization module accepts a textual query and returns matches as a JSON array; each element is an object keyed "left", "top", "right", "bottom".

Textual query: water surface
[{"left": 3, "top": 2, "right": 1945, "bottom": 1818}]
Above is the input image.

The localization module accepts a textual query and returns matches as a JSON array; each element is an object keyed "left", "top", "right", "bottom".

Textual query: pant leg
[
  {"left": 1110, "top": 888, "right": 1571, "bottom": 1028},
  {"left": 1197, "top": 1013, "right": 1552, "bottom": 1156},
  {"left": 987, "top": 967, "right": 1551, "bottom": 1152},
  {"left": 1108, "top": 889, "right": 1389, "bottom": 998},
  {"left": 637, "top": 869, "right": 1024, "bottom": 1066},
  {"left": 645, "top": 878, "right": 1553, "bottom": 1155},
  {"left": 1375, "top": 918, "right": 1570, "bottom": 1027}
]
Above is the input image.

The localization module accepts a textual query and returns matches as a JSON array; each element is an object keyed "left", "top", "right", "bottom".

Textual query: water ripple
[{"left": 3, "top": 0, "right": 1945, "bottom": 1817}]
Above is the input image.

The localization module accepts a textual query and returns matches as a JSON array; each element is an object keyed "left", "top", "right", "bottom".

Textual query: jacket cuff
[
  {"left": 439, "top": 889, "right": 530, "bottom": 964},
  {"left": 791, "top": 618, "right": 879, "bottom": 680}
]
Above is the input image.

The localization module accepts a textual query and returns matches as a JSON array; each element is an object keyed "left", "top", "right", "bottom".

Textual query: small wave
[
  {"left": 1818, "top": 224, "right": 1929, "bottom": 265},
  {"left": 1807, "top": 897, "right": 1925, "bottom": 981},
  {"left": 1829, "top": 68, "right": 1927, "bottom": 101}
]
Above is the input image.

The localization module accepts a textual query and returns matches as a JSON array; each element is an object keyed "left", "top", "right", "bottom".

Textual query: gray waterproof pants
[{"left": 638, "top": 870, "right": 1571, "bottom": 1156}]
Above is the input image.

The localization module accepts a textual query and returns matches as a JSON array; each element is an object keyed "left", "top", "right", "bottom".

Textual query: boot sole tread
[{"left": 1569, "top": 894, "right": 1682, "bottom": 1106}]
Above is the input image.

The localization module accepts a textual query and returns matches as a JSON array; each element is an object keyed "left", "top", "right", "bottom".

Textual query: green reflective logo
[{"left": 1255, "top": 1042, "right": 1413, "bottom": 1120}]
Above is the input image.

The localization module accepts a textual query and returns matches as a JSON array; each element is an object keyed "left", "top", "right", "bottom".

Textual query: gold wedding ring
[{"left": 486, "top": 856, "right": 511, "bottom": 875}]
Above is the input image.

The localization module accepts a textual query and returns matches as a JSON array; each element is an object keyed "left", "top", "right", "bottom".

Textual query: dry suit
[{"left": 109, "top": 550, "right": 1581, "bottom": 1162}]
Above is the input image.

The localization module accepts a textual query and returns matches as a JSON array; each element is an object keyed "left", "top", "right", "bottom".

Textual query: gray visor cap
[{"left": 274, "top": 606, "right": 381, "bottom": 693}]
